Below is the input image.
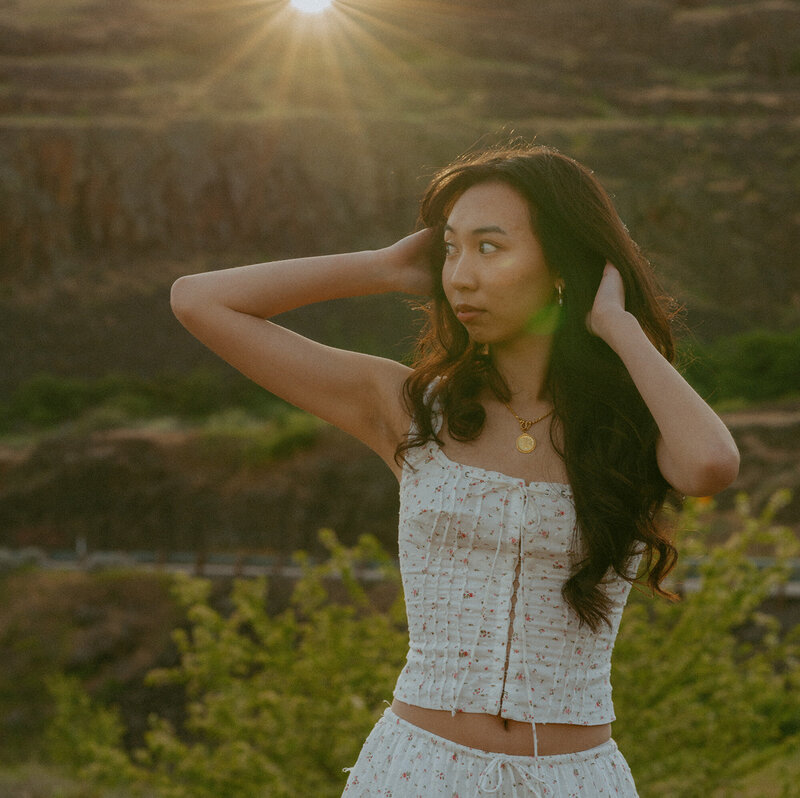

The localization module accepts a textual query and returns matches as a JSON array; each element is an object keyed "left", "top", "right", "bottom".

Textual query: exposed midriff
[{"left": 390, "top": 700, "right": 612, "bottom": 756}]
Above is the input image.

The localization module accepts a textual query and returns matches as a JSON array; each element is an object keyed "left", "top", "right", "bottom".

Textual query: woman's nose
[{"left": 446, "top": 253, "right": 479, "bottom": 290}]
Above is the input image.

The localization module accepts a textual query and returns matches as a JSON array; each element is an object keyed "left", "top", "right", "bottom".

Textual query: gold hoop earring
[{"left": 555, "top": 279, "right": 565, "bottom": 307}]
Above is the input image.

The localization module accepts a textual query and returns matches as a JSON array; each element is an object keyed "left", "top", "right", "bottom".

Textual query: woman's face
[{"left": 442, "top": 180, "right": 556, "bottom": 347}]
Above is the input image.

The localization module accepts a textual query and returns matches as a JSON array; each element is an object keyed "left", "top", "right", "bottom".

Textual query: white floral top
[{"left": 392, "top": 435, "right": 640, "bottom": 726}]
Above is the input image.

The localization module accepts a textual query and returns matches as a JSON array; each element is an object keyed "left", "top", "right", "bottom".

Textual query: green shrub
[
  {"left": 0, "top": 569, "right": 181, "bottom": 766},
  {"left": 613, "top": 491, "right": 800, "bottom": 797},
  {"left": 197, "top": 409, "right": 324, "bottom": 466},
  {"left": 43, "top": 498, "right": 800, "bottom": 797},
  {"left": 0, "top": 370, "right": 286, "bottom": 433},
  {"left": 682, "top": 327, "right": 800, "bottom": 404},
  {"left": 44, "top": 674, "right": 137, "bottom": 789},
  {"left": 46, "top": 531, "right": 406, "bottom": 798}
]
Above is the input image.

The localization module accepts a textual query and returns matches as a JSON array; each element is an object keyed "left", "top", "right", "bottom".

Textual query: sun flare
[{"left": 290, "top": 0, "right": 334, "bottom": 13}]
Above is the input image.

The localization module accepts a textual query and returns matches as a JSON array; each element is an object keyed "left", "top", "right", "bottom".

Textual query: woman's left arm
[{"left": 587, "top": 264, "right": 740, "bottom": 497}]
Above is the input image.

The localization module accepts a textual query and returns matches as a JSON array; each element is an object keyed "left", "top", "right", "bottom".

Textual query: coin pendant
[{"left": 516, "top": 433, "right": 536, "bottom": 454}]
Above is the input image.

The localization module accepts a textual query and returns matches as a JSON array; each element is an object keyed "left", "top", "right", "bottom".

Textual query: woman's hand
[
  {"left": 586, "top": 262, "right": 632, "bottom": 344},
  {"left": 380, "top": 228, "right": 437, "bottom": 296}
]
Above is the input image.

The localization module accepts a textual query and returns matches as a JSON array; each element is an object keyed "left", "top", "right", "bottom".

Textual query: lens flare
[{"left": 290, "top": 0, "right": 334, "bottom": 13}]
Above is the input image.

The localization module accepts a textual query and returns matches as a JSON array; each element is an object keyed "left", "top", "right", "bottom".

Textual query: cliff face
[
  {"left": 2, "top": 0, "right": 799, "bottom": 394},
  {"left": 3, "top": 117, "right": 798, "bottom": 390},
  {"left": 0, "top": 119, "right": 439, "bottom": 278},
  {"left": 0, "top": 118, "right": 452, "bottom": 393}
]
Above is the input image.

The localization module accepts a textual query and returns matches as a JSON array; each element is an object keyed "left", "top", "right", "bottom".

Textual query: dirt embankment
[
  {"left": 0, "top": 424, "right": 400, "bottom": 556},
  {"left": 1, "top": 401, "right": 798, "bottom": 557},
  {"left": 718, "top": 403, "right": 800, "bottom": 518}
]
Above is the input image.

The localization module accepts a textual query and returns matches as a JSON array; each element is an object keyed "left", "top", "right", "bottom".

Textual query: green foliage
[
  {"left": 197, "top": 408, "right": 324, "bottom": 466},
  {"left": 46, "top": 531, "right": 406, "bottom": 798},
  {"left": 682, "top": 327, "right": 800, "bottom": 404},
  {"left": 43, "top": 501, "right": 800, "bottom": 797},
  {"left": 44, "top": 674, "right": 140, "bottom": 790},
  {"left": 0, "top": 760, "right": 138, "bottom": 798},
  {"left": 0, "top": 369, "right": 286, "bottom": 434},
  {"left": 5, "top": 326, "right": 799, "bottom": 439},
  {"left": 613, "top": 491, "right": 800, "bottom": 797}
]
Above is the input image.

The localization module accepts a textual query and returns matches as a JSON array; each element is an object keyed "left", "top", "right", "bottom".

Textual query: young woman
[{"left": 171, "top": 144, "right": 740, "bottom": 796}]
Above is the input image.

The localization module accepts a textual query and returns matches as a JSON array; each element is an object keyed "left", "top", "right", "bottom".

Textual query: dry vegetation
[
  {"left": 1, "top": 4, "right": 799, "bottom": 794},
  {"left": 0, "top": 0, "right": 799, "bottom": 562},
  {"left": 0, "top": 0, "right": 799, "bottom": 393}
]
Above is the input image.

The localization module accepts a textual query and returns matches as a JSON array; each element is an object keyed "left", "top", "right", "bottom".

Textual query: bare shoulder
[{"left": 363, "top": 356, "right": 413, "bottom": 478}]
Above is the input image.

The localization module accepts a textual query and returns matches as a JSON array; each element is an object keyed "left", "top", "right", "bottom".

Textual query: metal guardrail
[
  {"left": 672, "top": 557, "right": 800, "bottom": 597},
  {"left": 0, "top": 547, "right": 385, "bottom": 580},
  {"left": 2, "top": 548, "right": 799, "bottom": 595}
]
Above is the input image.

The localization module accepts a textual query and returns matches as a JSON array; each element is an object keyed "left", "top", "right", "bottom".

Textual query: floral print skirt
[{"left": 342, "top": 708, "right": 638, "bottom": 797}]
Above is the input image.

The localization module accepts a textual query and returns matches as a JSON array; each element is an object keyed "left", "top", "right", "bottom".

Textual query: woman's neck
[{"left": 490, "top": 335, "right": 553, "bottom": 406}]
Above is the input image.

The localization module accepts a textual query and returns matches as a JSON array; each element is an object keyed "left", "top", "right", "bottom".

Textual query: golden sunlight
[{"left": 290, "top": 0, "right": 334, "bottom": 13}]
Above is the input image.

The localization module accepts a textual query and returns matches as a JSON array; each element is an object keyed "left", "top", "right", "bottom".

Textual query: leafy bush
[
  {"left": 197, "top": 408, "right": 324, "bottom": 466},
  {"left": 613, "top": 491, "right": 800, "bottom": 797},
  {"left": 44, "top": 674, "right": 136, "bottom": 789},
  {"left": 682, "top": 327, "right": 800, "bottom": 404},
  {"left": 44, "top": 499, "right": 800, "bottom": 797},
  {"left": 0, "top": 570, "right": 180, "bottom": 765},
  {"left": 46, "top": 531, "right": 406, "bottom": 798},
  {"left": 0, "top": 369, "right": 285, "bottom": 433}
]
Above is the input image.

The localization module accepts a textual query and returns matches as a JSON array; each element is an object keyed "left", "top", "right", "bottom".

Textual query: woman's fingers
[
  {"left": 386, "top": 228, "right": 437, "bottom": 295},
  {"left": 586, "top": 262, "right": 626, "bottom": 338}
]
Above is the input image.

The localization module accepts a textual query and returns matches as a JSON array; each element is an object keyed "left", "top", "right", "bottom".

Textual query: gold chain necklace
[{"left": 502, "top": 402, "right": 553, "bottom": 454}]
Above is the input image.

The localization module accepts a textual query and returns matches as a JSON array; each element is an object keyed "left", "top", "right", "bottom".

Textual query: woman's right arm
[{"left": 170, "top": 229, "right": 435, "bottom": 475}]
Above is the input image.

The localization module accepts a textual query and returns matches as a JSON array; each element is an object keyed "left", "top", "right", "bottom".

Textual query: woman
[{"left": 171, "top": 144, "right": 740, "bottom": 796}]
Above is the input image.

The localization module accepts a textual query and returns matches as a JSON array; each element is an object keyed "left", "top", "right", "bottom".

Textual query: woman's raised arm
[
  {"left": 587, "top": 263, "right": 740, "bottom": 497},
  {"left": 170, "top": 229, "right": 435, "bottom": 473}
]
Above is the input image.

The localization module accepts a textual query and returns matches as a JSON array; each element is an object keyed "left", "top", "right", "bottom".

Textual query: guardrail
[
  {"left": 2, "top": 548, "right": 799, "bottom": 596},
  {"left": 0, "top": 547, "right": 383, "bottom": 580}
]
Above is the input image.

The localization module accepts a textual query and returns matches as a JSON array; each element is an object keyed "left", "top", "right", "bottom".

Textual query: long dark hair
[{"left": 397, "top": 143, "right": 678, "bottom": 631}]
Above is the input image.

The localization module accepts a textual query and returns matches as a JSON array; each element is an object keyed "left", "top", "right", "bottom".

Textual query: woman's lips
[{"left": 454, "top": 304, "right": 484, "bottom": 323}]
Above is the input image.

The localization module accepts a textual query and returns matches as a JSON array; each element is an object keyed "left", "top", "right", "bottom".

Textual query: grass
[
  {"left": 0, "top": 762, "right": 116, "bottom": 798},
  {"left": 0, "top": 370, "right": 289, "bottom": 438},
  {"left": 0, "top": 762, "right": 160, "bottom": 797},
  {"left": 5, "top": 325, "right": 799, "bottom": 444},
  {"left": 711, "top": 735, "right": 800, "bottom": 797}
]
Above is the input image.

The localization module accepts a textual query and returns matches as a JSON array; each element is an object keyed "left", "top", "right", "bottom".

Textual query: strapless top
[{"left": 392, "top": 436, "right": 639, "bottom": 725}]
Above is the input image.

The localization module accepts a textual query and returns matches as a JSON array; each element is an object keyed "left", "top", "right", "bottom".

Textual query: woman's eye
[
  {"left": 444, "top": 241, "right": 456, "bottom": 256},
  {"left": 479, "top": 241, "right": 498, "bottom": 254}
]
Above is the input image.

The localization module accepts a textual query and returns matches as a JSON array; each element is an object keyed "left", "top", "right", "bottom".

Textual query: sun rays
[{"left": 159, "top": 0, "right": 461, "bottom": 135}]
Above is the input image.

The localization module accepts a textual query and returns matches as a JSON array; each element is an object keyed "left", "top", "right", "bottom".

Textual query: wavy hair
[{"left": 397, "top": 143, "right": 678, "bottom": 630}]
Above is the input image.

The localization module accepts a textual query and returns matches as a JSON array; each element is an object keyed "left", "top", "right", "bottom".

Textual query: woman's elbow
[
  {"left": 170, "top": 275, "right": 204, "bottom": 325},
  {"left": 689, "top": 443, "right": 741, "bottom": 497}
]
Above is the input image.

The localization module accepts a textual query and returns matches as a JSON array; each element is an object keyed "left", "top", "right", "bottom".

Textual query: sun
[{"left": 289, "top": 0, "right": 334, "bottom": 13}]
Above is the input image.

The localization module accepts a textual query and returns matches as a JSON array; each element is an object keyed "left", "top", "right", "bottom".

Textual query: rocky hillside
[
  {"left": 2, "top": 399, "right": 799, "bottom": 556},
  {"left": 1, "top": 0, "right": 799, "bottom": 395}
]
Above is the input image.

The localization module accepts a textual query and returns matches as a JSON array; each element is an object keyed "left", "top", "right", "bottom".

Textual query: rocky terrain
[
  {"left": 2, "top": 398, "right": 799, "bottom": 557},
  {"left": 1, "top": 0, "right": 799, "bottom": 396},
  {"left": 1, "top": 0, "right": 799, "bottom": 552}
]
